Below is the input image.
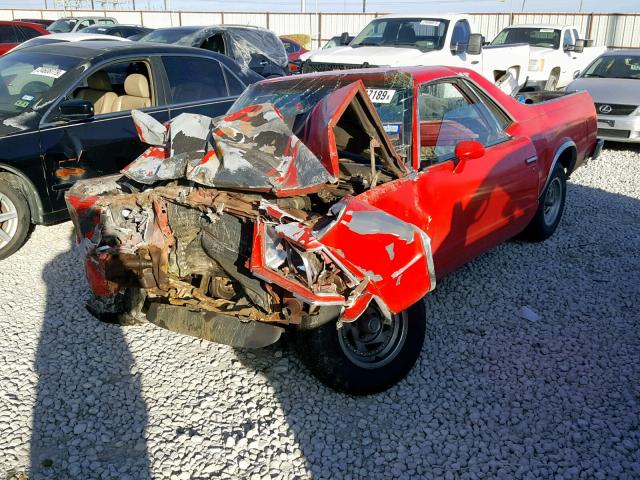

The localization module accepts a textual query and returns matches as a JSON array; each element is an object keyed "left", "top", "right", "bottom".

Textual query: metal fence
[{"left": 2, "top": 9, "right": 639, "bottom": 49}]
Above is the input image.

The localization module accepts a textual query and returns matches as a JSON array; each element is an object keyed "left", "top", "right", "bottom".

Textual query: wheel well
[
  {"left": 550, "top": 67, "right": 561, "bottom": 78},
  {"left": 557, "top": 145, "right": 577, "bottom": 177},
  {"left": 0, "top": 167, "right": 43, "bottom": 224}
]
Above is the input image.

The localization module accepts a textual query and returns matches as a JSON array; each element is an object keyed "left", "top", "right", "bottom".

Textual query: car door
[
  {"left": 160, "top": 55, "right": 243, "bottom": 119},
  {"left": 412, "top": 78, "right": 539, "bottom": 276},
  {"left": 39, "top": 56, "right": 171, "bottom": 214}
]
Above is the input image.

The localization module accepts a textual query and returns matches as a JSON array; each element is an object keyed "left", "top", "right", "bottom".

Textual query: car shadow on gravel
[
  {"left": 233, "top": 180, "right": 640, "bottom": 479},
  {"left": 29, "top": 232, "right": 150, "bottom": 480}
]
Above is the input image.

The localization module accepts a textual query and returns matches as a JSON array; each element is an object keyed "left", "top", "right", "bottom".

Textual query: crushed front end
[{"left": 66, "top": 79, "right": 436, "bottom": 349}]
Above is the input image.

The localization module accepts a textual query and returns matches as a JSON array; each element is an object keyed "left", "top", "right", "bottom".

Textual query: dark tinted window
[
  {"left": 222, "top": 66, "right": 246, "bottom": 96},
  {"left": 282, "top": 40, "right": 299, "bottom": 54},
  {"left": 0, "top": 25, "right": 19, "bottom": 43},
  {"left": 18, "top": 25, "right": 42, "bottom": 40},
  {"left": 163, "top": 56, "right": 228, "bottom": 103},
  {"left": 563, "top": 30, "right": 573, "bottom": 48}
]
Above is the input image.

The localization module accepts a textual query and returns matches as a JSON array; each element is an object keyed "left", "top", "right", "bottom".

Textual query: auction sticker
[
  {"left": 383, "top": 123, "right": 401, "bottom": 134},
  {"left": 367, "top": 88, "right": 395, "bottom": 104},
  {"left": 31, "top": 66, "right": 66, "bottom": 79}
]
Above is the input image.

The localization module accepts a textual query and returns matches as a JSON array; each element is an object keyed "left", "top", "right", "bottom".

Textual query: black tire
[
  {"left": 521, "top": 163, "right": 566, "bottom": 242},
  {"left": 294, "top": 300, "right": 426, "bottom": 395},
  {"left": 0, "top": 180, "right": 31, "bottom": 260}
]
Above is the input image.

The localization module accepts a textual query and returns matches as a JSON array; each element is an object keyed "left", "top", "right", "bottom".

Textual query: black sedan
[
  {"left": 0, "top": 41, "right": 261, "bottom": 259},
  {"left": 139, "top": 25, "right": 289, "bottom": 78}
]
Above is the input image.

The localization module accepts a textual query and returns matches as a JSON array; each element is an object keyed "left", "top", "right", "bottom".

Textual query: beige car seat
[
  {"left": 75, "top": 71, "right": 117, "bottom": 115},
  {"left": 112, "top": 74, "right": 151, "bottom": 112}
]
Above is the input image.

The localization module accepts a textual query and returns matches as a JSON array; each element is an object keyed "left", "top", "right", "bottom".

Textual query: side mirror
[
  {"left": 467, "top": 34, "right": 483, "bottom": 55},
  {"left": 59, "top": 99, "right": 94, "bottom": 121},
  {"left": 573, "top": 39, "right": 585, "bottom": 53},
  {"left": 453, "top": 140, "right": 484, "bottom": 173},
  {"left": 339, "top": 31, "right": 350, "bottom": 45}
]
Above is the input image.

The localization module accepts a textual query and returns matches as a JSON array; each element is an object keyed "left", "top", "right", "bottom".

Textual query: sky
[{"left": 1, "top": 0, "right": 638, "bottom": 12}]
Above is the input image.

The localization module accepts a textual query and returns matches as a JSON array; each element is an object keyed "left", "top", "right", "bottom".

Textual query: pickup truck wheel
[
  {"left": 522, "top": 164, "right": 566, "bottom": 241},
  {"left": 0, "top": 181, "right": 31, "bottom": 260},
  {"left": 294, "top": 301, "right": 426, "bottom": 395}
]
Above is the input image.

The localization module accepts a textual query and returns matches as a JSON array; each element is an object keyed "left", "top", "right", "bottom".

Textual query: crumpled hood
[
  {"left": 566, "top": 78, "right": 640, "bottom": 105},
  {"left": 122, "top": 104, "right": 336, "bottom": 197},
  {"left": 307, "top": 45, "right": 434, "bottom": 66}
]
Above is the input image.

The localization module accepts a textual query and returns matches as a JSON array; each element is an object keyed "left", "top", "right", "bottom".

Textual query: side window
[
  {"left": 222, "top": 66, "right": 246, "bottom": 96},
  {"left": 418, "top": 81, "right": 509, "bottom": 167},
  {"left": 572, "top": 29, "right": 580, "bottom": 41},
  {"left": 99, "top": 19, "right": 115, "bottom": 25},
  {"left": 77, "top": 20, "right": 94, "bottom": 31},
  {"left": 451, "top": 20, "right": 471, "bottom": 52},
  {"left": 0, "top": 25, "right": 19, "bottom": 43},
  {"left": 201, "top": 34, "right": 226, "bottom": 54},
  {"left": 69, "top": 60, "right": 154, "bottom": 116},
  {"left": 162, "top": 56, "right": 228, "bottom": 104},
  {"left": 18, "top": 26, "right": 41, "bottom": 40},
  {"left": 562, "top": 30, "right": 573, "bottom": 49}
]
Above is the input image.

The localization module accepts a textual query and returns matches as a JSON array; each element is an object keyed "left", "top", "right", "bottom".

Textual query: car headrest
[
  {"left": 87, "top": 71, "right": 112, "bottom": 91},
  {"left": 124, "top": 74, "right": 150, "bottom": 98}
]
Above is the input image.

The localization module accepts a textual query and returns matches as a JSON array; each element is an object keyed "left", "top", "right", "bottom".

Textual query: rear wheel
[
  {"left": 294, "top": 301, "right": 426, "bottom": 395},
  {"left": 0, "top": 181, "right": 31, "bottom": 260},
  {"left": 521, "top": 163, "right": 566, "bottom": 241}
]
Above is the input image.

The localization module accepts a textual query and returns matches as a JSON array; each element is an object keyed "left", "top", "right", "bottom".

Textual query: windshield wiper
[{"left": 352, "top": 42, "right": 379, "bottom": 47}]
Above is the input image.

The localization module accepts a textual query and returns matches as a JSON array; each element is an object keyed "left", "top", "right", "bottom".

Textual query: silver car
[{"left": 567, "top": 49, "right": 640, "bottom": 143}]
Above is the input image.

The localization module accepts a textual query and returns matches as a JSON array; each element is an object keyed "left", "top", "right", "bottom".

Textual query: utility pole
[
  {"left": 301, "top": 0, "right": 305, "bottom": 13},
  {"left": 363, "top": 0, "right": 366, "bottom": 13}
]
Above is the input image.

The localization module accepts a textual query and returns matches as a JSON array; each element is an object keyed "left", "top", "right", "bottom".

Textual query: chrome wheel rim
[
  {"left": 337, "top": 306, "right": 408, "bottom": 369},
  {"left": 543, "top": 177, "right": 562, "bottom": 226},
  {"left": 0, "top": 192, "right": 18, "bottom": 249}
]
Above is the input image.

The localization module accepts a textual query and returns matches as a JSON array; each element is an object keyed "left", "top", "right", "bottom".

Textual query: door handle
[
  {"left": 471, "top": 60, "right": 479, "bottom": 65},
  {"left": 525, "top": 156, "right": 538, "bottom": 165}
]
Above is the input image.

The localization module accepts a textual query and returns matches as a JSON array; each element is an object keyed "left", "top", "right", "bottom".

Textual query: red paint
[{"left": 0, "top": 21, "right": 48, "bottom": 54}]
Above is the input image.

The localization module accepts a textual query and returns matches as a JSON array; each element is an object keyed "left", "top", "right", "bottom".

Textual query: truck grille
[
  {"left": 597, "top": 128, "right": 630, "bottom": 138},
  {"left": 595, "top": 103, "right": 637, "bottom": 116},
  {"left": 302, "top": 61, "right": 378, "bottom": 73}
]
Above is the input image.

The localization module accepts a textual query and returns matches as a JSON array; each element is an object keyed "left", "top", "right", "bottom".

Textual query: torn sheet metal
[{"left": 122, "top": 104, "right": 336, "bottom": 195}]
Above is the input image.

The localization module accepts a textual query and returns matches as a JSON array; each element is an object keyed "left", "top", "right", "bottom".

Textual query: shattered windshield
[
  {"left": 0, "top": 51, "right": 81, "bottom": 120},
  {"left": 229, "top": 73, "right": 413, "bottom": 156},
  {"left": 351, "top": 18, "right": 448, "bottom": 51},
  {"left": 139, "top": 27, "right": 202, "bottom": 44},
  {"left": 47, "top": 18, "right": 78, "bottom": 33}
]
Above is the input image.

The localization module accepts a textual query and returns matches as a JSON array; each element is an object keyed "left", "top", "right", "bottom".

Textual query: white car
[
  {"left": 47, "top": 16, "right": 117, "bottom": 34},
  {"left": 567, "top": 50, "right": 640, "bottom": 143},
  {"left": 8, "top": 32, "right": 130, "bottom": 54},
  {"left": 303, "top": 14, "right": 531, "bottom": 94},
  {"left": 491, "top": 24, "right": 606, "bottom": 90}
]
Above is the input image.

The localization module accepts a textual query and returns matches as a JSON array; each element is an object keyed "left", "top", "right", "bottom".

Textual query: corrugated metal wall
[{"left": 3, "top": 9, "right": 639, "bottom": 49}]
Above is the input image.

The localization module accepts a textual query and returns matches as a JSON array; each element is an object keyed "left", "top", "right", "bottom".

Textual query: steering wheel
[{"left": 20, "top": 81, "right": 49, "bottom": 97}]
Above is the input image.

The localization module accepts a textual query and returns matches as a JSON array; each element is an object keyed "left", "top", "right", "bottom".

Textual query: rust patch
[{"left": 55, "top": 167, "right": 85, "bottom": 181}]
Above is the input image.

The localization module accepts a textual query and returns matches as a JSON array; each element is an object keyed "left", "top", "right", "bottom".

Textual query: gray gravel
[{"left": 1, "top": 144, "right": 639, "bottom": 480}]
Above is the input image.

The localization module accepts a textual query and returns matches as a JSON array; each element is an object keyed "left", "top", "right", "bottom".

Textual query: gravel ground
[{"left": 1, "top": 144, "right": 639, "bottom": 480}]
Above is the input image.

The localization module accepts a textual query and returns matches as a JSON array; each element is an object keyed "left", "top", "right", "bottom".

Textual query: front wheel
[
  {"left": 0, "top": 180, "right": 31, "bottom": 260},
  {"left": 521, "top": 163, "right": 566, "bottom": 242},
  {"left": 294, "top": 301, "right": 426, "bottom": 395}
]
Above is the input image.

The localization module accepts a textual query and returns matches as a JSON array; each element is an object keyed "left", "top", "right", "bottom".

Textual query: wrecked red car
[{"left": 66, "top": 67, "right": 602, "bottom": 394}]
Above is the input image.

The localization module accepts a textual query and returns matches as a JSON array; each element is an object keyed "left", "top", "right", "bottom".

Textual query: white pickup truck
[
  {"left": 490, "top": 24, "right": 607, "bottom": 90},
  {"left": 302, "top": 14, "right": 530, "bottom": 94}
]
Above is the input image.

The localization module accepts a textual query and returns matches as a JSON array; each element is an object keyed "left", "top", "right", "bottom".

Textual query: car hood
[
  {"left": 566, "top": 78, "right": 640, "bottom": 105},
  {"left": 307, "top": 46, "right": 435, "bottom": 66}
]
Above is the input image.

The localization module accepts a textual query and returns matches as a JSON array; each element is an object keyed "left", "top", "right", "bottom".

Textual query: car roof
[
  {"left": 17, "top": 40, "right": 223, "bottom": 58},
  {"left": 0, "top": 20, "right": 47, "bottom": 27},
  {"left": 43, "top": 32, "right": 130, "bottom": 41},
  {"left": 600, "top": 49, "right": 640, "bottom": 56},
  {"left": 262, "top": 65, "right": 460, "bottom": 85},
  {"left": 507, "top": 24, "right": 568, "bottom": 29},
  {"left": 375, "top": 13, "right": 470, "bottom": 22}
]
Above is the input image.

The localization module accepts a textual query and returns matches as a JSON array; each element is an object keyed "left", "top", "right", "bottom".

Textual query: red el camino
[{"left": 66, "top": 66, "right": 602, "bottom": 394}]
